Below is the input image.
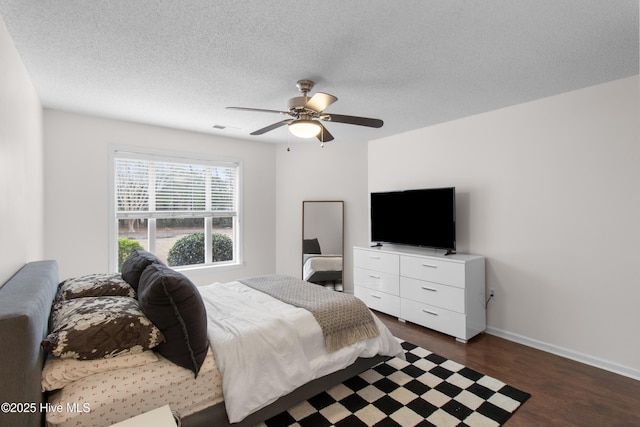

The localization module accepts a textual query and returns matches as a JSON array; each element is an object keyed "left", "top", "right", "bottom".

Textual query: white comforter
[
  {"left": 303, "top": 254, "right": 343, "bottom": 281},
  {"left": 198, "top": 280, "right": 403, "bottom": 423}
]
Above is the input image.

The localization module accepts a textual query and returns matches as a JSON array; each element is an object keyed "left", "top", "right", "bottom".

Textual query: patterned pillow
[
  {"left": 42, "top": 350, "right": 158, "bottom": 391},
  {"left": 42, "top": 296, "right": 165, "bottom": 360},
  {"left": 57, "top": 273, "right": 136, "bottom": 301}
]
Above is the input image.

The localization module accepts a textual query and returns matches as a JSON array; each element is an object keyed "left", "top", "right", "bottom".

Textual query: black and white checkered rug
[{"left": 262, "top": 341, "right": 530, "bottom": 427}]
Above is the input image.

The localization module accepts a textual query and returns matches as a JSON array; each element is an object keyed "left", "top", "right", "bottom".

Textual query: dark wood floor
[{"left": 375, "top": 311, "right": 640, "bottom": 426}]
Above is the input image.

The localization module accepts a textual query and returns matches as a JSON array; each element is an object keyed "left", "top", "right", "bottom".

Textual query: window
[{"left": 111, "top": 149, "right": 241, "bottom": 271}]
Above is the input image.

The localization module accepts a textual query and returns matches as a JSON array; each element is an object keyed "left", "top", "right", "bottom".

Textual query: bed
[
  {"left": 302, "top": 238, "right": 343, "bottom": 289},
  {"left": 302, "top": 254, "right": 343, "bottom": 286},
  {"left": 0, "top": 258, "right": 403, "bottom": 427}
]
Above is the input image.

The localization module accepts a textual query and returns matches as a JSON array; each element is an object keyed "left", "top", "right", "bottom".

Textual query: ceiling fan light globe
[{"left": 289, "top": 120, "right": 322, "bottom": 138}]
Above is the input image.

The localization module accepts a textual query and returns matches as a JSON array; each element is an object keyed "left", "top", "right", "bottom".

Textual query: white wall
[
  {"left": 368, "top": 76, "right": 640, "bottom": 377},
  {"left": 43, "top": 110, "right": 277, "bottom": 285},
  {"left": 275, "top": 141, "right": 368, "bottom": 293},
  {"left": 0, "top": 17, "right": 44, "bottom": 285}
]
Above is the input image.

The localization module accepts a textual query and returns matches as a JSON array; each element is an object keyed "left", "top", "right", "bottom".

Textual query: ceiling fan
[{"left": 226, "top": 80, "right": 383, "bottom": 143}]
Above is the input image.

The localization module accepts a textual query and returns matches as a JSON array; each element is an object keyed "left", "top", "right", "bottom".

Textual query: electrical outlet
[{"left": 490, "top": 289, "right": 495, "bottom": 298}]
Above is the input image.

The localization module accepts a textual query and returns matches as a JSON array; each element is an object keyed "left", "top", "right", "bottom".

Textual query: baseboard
[{"left": 485, "top": 326, "right": 640, "bottom": 382}]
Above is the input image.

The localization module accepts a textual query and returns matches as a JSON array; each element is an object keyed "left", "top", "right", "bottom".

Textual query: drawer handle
[
  {"left": 371, "top": 294, "right": 382, "bottom": 299},
  {"left": 369, "top": 256, "right": 381, "bottom": 260},
  {"left": 422, "top": 263, "right": 438, "bottom": 268},
  {"left": 422, "top": 309, "right": 438, "bottom": 316},
  {"left": 421, "top": 286, "right": 437, "bottom": 292},
  {"left": 369, "top": 274, "right": 381, "bottom": 279}
]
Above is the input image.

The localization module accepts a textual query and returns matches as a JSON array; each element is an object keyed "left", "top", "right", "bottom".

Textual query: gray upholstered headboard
[{"left": 0, "top": 260, "right": 58, "bottom": 427}]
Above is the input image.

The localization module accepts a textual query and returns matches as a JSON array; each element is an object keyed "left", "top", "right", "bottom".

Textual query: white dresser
[{"left": 354, "top": 246, "right": 486, "bottom": 343}]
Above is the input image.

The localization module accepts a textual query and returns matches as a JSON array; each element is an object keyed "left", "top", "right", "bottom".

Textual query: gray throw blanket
[{"left": 239, "top": 274, "right": 380, "bottom": 352}]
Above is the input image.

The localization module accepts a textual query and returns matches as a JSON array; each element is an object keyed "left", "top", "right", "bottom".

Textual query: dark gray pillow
[
  {"left": 303, "top": 238, "right": 322, "bottom": 254},
  {"left": 121, "top": 250, "right": 163, "bottom": 290},
  {"left": 137, "top": 264, "right": 208, "bottom": 377}
]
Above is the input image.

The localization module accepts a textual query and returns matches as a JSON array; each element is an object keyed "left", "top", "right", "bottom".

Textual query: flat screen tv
[{"left": 370, "top": 187, "right": 456, "bottom": 253}]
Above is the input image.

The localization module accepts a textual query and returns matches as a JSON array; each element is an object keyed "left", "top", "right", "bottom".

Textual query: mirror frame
[{"left": 302, "top": 200, "right": 344, "bottom": 290}]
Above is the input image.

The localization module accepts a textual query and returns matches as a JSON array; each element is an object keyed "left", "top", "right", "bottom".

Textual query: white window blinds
[{"left": 115, "top": 153, "right": 238, "bottom": 219}]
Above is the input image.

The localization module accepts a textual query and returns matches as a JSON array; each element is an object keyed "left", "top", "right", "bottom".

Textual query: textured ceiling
[{"left": 0, "top": 1, "right": 638, "bottom": 145}]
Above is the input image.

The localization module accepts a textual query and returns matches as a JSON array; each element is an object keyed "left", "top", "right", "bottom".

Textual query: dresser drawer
[
  {"left": 355, "top": 287, "right": 400, "bottom": 317},
  {"left": 400, "top": 255, "right": 464, "bottom": 288},
  {"left": 354, "top": 267, "right": 399, "bottom": 295},
  {"left": 354, "top": 248, "right": 399, "bottom": 275},
  {"left": 401, "top": 298, "right": 466, "bottom": 339},
  {"left": 400, "top": 276, "right": 465, "bottom": 313}
]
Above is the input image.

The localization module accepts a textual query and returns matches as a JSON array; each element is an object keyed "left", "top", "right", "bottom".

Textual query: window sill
[
  {"left": 173, "top": 261, "right": 245, "bottom": 274},
  {"left": 172, "top": 261, "right": 247, "bottom": 286}
]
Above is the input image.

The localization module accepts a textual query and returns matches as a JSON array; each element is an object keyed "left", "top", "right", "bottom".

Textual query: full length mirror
[{"left": 302, "top": 201, "right": 344, "bottom": 291}]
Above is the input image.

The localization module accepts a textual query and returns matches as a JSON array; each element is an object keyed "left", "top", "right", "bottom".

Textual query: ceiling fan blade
[
  {"left": 227, "top": 106, "right": 289, "bottom": 115},
  {"left": 323, "top": 113, "right": 384, "bottom": 128},
  {"left": 316, "top": 124, "right": 335, "bottom": 142},
  {"left": 304, "top": 92, "right": 338, "bottom": 113},
  {"left": 250, "top": 119, "right": 292, "bottom": 135}
]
